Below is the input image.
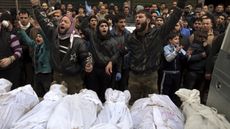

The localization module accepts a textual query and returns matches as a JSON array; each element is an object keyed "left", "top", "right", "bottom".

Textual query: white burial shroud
[
  {"left": 0, "top": 85, "right": 39, "bottom": 129},
  {"left": 11, "top": 84, "right": 67, "bottom": 129}
]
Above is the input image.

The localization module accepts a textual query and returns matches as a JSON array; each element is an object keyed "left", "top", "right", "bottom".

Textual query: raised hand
[{"left": 30, "top": 0, "right": 40, "bottom": 6}]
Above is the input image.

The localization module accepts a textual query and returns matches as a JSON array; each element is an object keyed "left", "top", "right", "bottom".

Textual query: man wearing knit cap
[
  {"left": 31, "top": 0, "right": 93, "bottom": 94},
  {"left": 135, "top": 5, "right": 144, "bottom": 12},
  {"left": 0, "top": 11, "right": 23, "bottom": 89}
]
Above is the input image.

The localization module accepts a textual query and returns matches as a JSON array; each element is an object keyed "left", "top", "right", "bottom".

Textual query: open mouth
[
  {"left": 136, "top": 22, "right": 141, "bottom": 28},
  {"left": 36, "top": 39, "right": 42, "bottom": 44}
]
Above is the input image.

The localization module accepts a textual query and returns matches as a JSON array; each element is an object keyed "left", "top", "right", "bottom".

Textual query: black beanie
[{"left": 0, "top": 12, "right": 13, "bottom": 23}]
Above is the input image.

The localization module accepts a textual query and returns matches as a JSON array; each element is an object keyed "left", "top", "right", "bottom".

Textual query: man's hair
[
  {"left": 89, "top": 15, "right": 98, "bottom": 22},
  {"left": 193, "top": 17, "right": 202, "bottom": 23},
  {"left": 96, "top": 19, "right": 111, "bottom": 39},
  {"left": 217, "top": 14, "right": 226, "bottom": 19},
  {"left": 150, "top": 10, "right": 158, "bottom": 15},
  {"left": 202, "top": 16, "right": 214, "bottom": 25},
  {"left": 160, "top": 2, "right": 166, "bottom": 5},
  {"left": 113, "top": 14, "right": 126, "bottom": 23},
  {"left": 152, "top": 2, "right": 157, "bottom": 6},
  {"left": 217, "top": 4, "right": 224, "bottom": 7},
  {"left": 136, "top": 10, "right": 152, "bottom": 20},
  {"left": 167, "top": 32, "right": 180, "bottom": 41},
  {"left": 195, "top": 3, "right": 203, "bottom": 9},
  {"left": 18, "top": 8, "right": 30, "bottom": 16},
  {"left": 54, "top": 2, "right": 61, "bottom": 10},
  {"left": 156, "top": 16, "right": 164, "bottom": 21},
  {"left": 97, "top": 19, "right": 109, "bottom": 28},
  {"left": 105, "top": 14, "right": 113, "bottom": 21}
]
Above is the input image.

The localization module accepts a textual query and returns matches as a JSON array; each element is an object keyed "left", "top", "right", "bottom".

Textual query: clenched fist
[{"left": 0, "top": 57, "right": 12, "bottom": 68}]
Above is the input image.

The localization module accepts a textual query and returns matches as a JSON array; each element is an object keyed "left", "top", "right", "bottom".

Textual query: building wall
[
  {"left": 131, "top": 0, "right": 198, "bottom": 8},
  {"left": 1, "top": 0, "right": 229, "bottom": 13},
  {"left": 0, "top": 0, "right": 125, "bottom": 12},
  {"left": 0, "top": 0, "right": 30, "bottom": 11},
  {"left": 61, "top": 0, "right": 125, "bottom": 8}
]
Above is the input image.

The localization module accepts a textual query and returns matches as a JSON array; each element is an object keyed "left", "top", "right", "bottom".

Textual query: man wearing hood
[
  {"left": 84, "top": 19, "right": 120, "bottom": 102},
  {"left": 31, "top": 0, "right": 93, "bottom": 94}
]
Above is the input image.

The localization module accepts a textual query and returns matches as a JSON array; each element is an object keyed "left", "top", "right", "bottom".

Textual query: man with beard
[
  {"left": 110, "top": 14, "right": 130, "bottom": 91},
  {"left": 31, "top": 0, "right": 93, "bottom": 94},
  {"left": 84, "top": 20, "right": 119, "bottom": 102},
  {"left": 126, "top": 0, "right": 187, "bottom": 103}
]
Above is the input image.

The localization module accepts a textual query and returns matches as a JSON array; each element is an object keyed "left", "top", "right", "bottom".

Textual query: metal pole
[{"left": 15, "top": 0, "right": 19, "bottom": 14}]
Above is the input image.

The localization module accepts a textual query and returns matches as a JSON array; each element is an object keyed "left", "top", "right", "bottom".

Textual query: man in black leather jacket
[
  {"left": 126, "top": 0, "right": 187, "bottom": 103},
  {"left": 31, "top": 0, "right": 93, "bottom": 94}
]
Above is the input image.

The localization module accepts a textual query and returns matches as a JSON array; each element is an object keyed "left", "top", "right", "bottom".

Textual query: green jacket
[{"left": 18, "top": 30, "right": 52, "bottom": 74}]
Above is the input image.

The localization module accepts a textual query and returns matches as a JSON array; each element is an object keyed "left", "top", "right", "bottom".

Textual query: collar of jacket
[
  {"left": 133, "top": 27, "right": 152, "bottom": 38},
  {"left": 111, "top": 27, "right": 130, "bottom": 37}
]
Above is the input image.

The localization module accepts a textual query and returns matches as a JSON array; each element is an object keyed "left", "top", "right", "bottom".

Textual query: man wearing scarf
[
  {"left": 31, "top": 0, "right": 93, "bottom": 94},
  {"left": 18, "top": 9, "right": 35, "bottom": 87}
]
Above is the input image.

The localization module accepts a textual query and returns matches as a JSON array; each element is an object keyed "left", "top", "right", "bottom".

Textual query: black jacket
[
  {"left": 33, "top": 6, "right": 90, "bottom": 74},
  {"left": 205, "top": 32, "right": 225, "bottom": 74},
  {"left": 187, "top": 42, "right": 210, "bottom": 73},
  {"left": 88, "top": 31, "right": 119, "bottom": 68},
  {"left": 110, "top": 27, "right": 131, "bottom": 71},
  {"left": 126, "top": 7, "right": 183, "bottom": 73}
]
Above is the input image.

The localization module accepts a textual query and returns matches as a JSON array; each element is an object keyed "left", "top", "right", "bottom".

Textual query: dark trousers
[
  {"left": 34, "top": 73, "right": 53, "bottom": 97},
  {"left": 161, "top": 71, "right": 181, "bottom": 106},
  {"left": 201, "top": 79, "right": 211, "bottom": 104},
  {"left": 128, "top": 71, "right": 158, "bottom": 104},
  {"left": 183, "top": 70, "right": 205, "bottom": 103},
  {"left": 20, "top": 61, "right": 34, "bottom": 86},
  {"left": 0, "top": 65, "right": 21, "bottom": 90},
  {"left": 85, "top": 67, "right": 112, "bottom": 102},
  {"left": 183, "top": 71, "right": 205, "bottom": 90}
]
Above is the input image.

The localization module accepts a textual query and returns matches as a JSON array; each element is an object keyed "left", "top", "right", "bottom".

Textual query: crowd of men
[{"left": 0, "top": 0, "right": 229, "bottom": 105}]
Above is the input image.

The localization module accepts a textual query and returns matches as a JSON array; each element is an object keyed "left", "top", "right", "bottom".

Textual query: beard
[
  {"left": 118, "top": 26, "right": 125, "bottom": 32},
  {"left": 58, "top": 27, "right": 68, "bottom": 35},
  {"left": 136, "top": 21, "right": 147, "bottom": 32}
]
